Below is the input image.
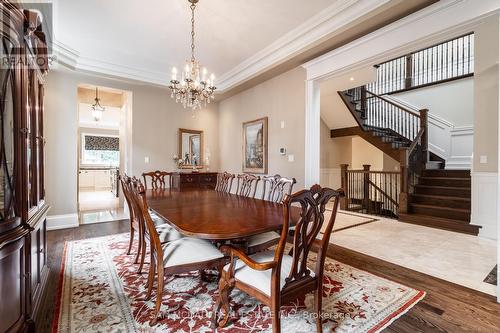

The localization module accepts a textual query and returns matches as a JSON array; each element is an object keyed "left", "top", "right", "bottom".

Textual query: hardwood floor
[
  {"left": 38, "top": 220, "right": 130, "bottom": 333},
  {"left": 39, "top": 220, "right": 499, "bottom": 333}
]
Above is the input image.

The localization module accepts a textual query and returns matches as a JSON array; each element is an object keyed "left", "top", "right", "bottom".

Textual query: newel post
[
  {"left": 420, "top": 108, "right": 429, "bottom": 165},
  {"left": 399, "top": 150, "right": 409, "bottom": 214},
  {"left": 340, "top": 164, "right": 349, "bottom": 210},
  {"left": 363, "top": 165, "right": 371, "bottom": 213}
]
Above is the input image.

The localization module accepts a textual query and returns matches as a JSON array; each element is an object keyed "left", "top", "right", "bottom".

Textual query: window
[{"left": 81, "top": 134, "right": 119, "bottom": 166}]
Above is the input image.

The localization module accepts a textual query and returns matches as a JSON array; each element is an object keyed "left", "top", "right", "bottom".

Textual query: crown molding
[
  {"left": 302, "top": 0, "right": 500, "bottom": 81},
  {"left": 50, "top": 0, "right": 391, "bottom": 92},
  {"left": 215, "top": 0, "right": 391, "bottom": 92}
]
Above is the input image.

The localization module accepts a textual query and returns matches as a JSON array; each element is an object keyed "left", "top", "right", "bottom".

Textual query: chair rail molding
[{"left": 302, "top": 0, "right": 500, "bottom": 82}]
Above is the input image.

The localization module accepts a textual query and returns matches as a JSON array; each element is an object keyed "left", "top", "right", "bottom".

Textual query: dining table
[{"left": 145, "top": 188, "right": 296, "bottom": 247}]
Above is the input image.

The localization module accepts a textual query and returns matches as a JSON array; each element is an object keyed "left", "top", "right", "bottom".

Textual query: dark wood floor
[{"left": 40, "top": 220, "right": 500, "bottom": 333}]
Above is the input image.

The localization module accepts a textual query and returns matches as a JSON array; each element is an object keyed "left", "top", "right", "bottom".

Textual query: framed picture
[{"left": 242, "top": 117, "right": 268, "bottom": 174}]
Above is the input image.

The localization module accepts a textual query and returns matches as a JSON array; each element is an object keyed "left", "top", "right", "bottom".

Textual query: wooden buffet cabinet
[
  {"left": 0, "top": 2, "right": 49, "bottom": 332},
  {"left": 171, "top": 172, "right": 218, "bottom": 190}
]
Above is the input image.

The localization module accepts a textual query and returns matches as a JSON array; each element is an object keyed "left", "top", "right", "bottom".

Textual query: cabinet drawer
[
  {"left": 200, "top": 175, "right": 216, "bottom": 184},
  {"left": 180, "top": 175, "right": 198, "bottom": 184}
]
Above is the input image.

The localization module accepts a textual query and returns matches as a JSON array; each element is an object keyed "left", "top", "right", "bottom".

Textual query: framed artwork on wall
[{"left": 242, "top": 117, "right": 268, "bottom": 174}]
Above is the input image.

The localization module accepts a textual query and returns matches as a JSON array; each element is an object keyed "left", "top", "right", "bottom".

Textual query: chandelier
[
  {"left": 169, "top": 0, "right": 216, "bottom": 110},
  {"left": 91, "top": 87, "right": 105, "bottom": 121}
]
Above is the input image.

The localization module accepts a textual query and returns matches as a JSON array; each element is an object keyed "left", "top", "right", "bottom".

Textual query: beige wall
[
  {"left": 218, "top": 67, "right": 306, "bottom": 193},
  {"left": 320, "top": 119, "right": 352, "bottom": 168},
  {"left": 474, "top": 14, "right": 499, "bottom": 172},
  {"left": 45, "top": 69, "right": 219, "bottom": 216}
]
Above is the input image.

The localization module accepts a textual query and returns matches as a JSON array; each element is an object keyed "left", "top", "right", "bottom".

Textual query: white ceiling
[
  {"left": 320, "top": 66, "right": 375, "bottom": 129},
  {"left": 55, "top": 0, "right": 337, "bottom": 82}
]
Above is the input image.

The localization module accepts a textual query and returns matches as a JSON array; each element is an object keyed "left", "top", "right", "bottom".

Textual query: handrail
[
  {"left": 368, "top": 180, "right": 399, "bottom": 207},
  {"left": 406, "top": 127, "right": 425, "bottom": 157},
  {"left": 346, "top": 170, "right": 400, "bottom": 175},
  {"left": 365, "top": 89, "right": 420, "bottom": 117}
]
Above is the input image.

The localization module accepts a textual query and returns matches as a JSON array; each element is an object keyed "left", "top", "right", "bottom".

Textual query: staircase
[
  {"left": 399, "top": 169, "right": 479, "bottom": 235},
  {"left": 337, "top": 86, "right": 480, "bottom": 235}
]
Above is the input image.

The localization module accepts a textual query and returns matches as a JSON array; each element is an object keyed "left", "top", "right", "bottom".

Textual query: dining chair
[
  {"left": 127, "top": 178, "right": 184, "bottom": 274},
  {"left": 261, "top": 174, "right": 297, "bottom": 202},
  {"left": 142, "top": 170, "right": 172, "bottom": 189},
  {"left": 246, "top": 174, "right": 297, "bottom": 254},
  {"left": 131, "top": 180, "right": 227, "bottom": 324},
  {"left": 212, "top": 185, "right": 344, "bottom": 333},
  {"left": 120, "top": 174, "right": 142, "bottom": 264},
  {"left": 235, "top": 174, "right": 260, "bottom": 197},
  {"left": 215, "top": 171, "right": 235, "bottom": 193}
]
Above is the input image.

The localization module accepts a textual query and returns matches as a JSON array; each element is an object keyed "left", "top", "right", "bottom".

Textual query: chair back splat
[
  {"left": 262, "top": 174, "right": 297, "bottom": 203},
  {"left": 215, "top": 172, "right": 235, "bottom": 193},
  {"left": 142, "top": 170, "right": 172, "bottom": 190},
  {"left": 236, "top": 174, "right": 260, "bottom": 198}
]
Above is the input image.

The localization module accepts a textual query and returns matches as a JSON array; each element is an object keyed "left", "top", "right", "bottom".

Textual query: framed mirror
[{"left": 178, "top": 128, "right": 204, "bottom": 169}]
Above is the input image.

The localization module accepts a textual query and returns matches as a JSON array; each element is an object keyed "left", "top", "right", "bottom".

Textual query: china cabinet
[{"left": 0, "top": 2, "right": 49, "bottom": 332}]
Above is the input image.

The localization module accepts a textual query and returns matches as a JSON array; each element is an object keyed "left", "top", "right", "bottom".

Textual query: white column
[{"left": 304, "top": 79, "right": 321, "bottom": 187}]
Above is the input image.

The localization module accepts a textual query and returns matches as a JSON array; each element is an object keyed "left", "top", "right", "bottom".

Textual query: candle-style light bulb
[
  {"left": 172, "top": 67, "right": 177, "bottom": 81},
  {"left": 202, "top": 67, "right": 207, "bottom": 82},
  {"left": 210, "top": 73, "right": 215, "bottom": 87}
]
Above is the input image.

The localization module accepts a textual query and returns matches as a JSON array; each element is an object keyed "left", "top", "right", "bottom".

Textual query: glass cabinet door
[{"left": 0, "top": 37, "right": 17, "bottom": 222}]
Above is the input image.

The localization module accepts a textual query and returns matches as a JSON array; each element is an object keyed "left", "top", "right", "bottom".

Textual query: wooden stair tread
[
  {"left": 414, "top": 184, "right": 471, "bottom": 191},
  {"left": 420, "top": 176, "right": 470, "bottom": 181},
  {"left": 410, "top": 194, "right": 470, "bottom": 202},
  {"left": 409, "top": 203, "right": 470, "bottom": 214}
]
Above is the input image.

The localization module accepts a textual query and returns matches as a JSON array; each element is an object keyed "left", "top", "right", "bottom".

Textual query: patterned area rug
[{"left": 53, "top": 234, "right": 425, "bottom": 333}]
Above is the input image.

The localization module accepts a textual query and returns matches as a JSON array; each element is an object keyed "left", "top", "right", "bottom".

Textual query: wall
[
  {"left": 393, "top": 77, "right": 474, "bottom": 127},
  {"left": 218, "top": 67, "right": 306, "bottom": 195},
  {"left": 44, "top": 68, "right": 219, "bottom": 228},
  {"left": 471, "top": 13, "right": 499, "bottom": 240},
  {"left": 320, "top": 119, "right": 352, "bottom": 188}
]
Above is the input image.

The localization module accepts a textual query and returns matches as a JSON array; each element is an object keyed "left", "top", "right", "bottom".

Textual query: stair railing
[
  {"left": 399, "top": 113, "right": 428, "bottom": 213},
  {"left": 340, "top": 86, "right": 429, "bottom": 215},
  {"left": 342, "top": 87, "right": 425, "bottom": 142},
  {"left": 340, "top": 164, "right": 400, "bottom": 218}
]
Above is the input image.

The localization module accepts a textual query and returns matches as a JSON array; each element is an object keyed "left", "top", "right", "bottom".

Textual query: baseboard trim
[{"left": 47, "top": 213, "right": 79, "bottom": 231}]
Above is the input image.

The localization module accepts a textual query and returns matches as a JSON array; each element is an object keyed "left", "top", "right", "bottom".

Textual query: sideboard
[{"left": 171, "top": 172, "right": 218, "bottom": 190}]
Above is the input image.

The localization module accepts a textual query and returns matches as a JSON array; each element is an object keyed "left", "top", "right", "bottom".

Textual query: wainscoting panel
[{"left": 471, "top": 172, "right": 498, "bottom": 240}]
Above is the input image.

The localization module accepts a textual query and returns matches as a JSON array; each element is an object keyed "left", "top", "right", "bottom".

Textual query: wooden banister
[
  {"left": 340, "top": 164, "right": 349, "bottom": 210},
  {"left": 365, "top": 89, "right": 421, "bottom": 117}
]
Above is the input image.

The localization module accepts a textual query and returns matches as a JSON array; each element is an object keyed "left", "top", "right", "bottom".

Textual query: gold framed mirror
[{"left": 178, "top": 128, "right": 204, "bottom": 169}]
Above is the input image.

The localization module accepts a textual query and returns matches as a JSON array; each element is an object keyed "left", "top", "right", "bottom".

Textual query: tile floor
[
  {"left": 324, "top": 209, "right": 497, "bottom": 296},
  {"left": 79, "top": 190, "right": 119, "bottom": 212}
]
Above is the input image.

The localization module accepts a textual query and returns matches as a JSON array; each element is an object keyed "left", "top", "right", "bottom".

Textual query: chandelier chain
[{"left": 190, "top": 3, "right": 196, "bottom": 62}]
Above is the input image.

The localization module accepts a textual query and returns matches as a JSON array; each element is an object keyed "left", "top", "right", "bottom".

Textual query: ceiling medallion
[
  {"left": 91, "top": 87, "right": 105, "bottom": 121},
  {"left": 169, "top": 0, "right": 216, "bottom": 110}
]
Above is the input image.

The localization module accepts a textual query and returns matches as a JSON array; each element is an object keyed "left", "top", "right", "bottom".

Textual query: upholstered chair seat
[
  {"left": 224, "top": 250, "right": 315, "bottom": 296},
  {"left": 247, "top": 231, "right": 280, "bottom": 252},
  {"left": 155, "top": 224, "right": 184, "bottom": 243},
  {"left": 161, "top": 237, "right": 224, "bottom": 268}
]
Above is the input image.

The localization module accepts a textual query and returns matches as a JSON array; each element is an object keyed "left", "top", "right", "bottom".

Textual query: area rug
[{"left": 53, "top": 233, "right": 425, "bottom": 333}]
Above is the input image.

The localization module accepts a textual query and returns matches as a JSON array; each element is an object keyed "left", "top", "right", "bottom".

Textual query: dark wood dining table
[{"left": 146, "top": 188, "right": 294, "bottom": 242}]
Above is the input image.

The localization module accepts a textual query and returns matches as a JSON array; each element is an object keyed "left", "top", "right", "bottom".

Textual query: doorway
[{"left": 76, "top": 84, "right": 130, "bottom": 224}]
